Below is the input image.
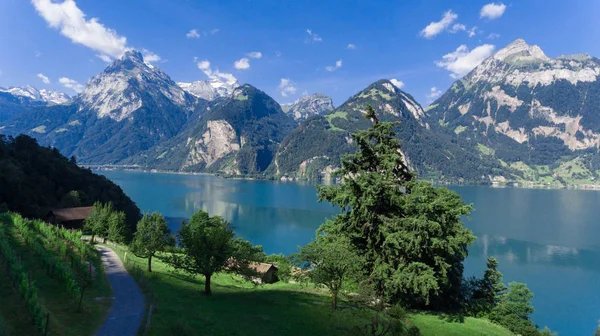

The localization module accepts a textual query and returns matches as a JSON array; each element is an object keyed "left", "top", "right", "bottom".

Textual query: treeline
[{"left": 0, "top": 134, "right": 141, "bottom": 232}]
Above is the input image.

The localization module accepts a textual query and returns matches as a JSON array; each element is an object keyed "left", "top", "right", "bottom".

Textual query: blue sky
[{"left": 1, "top": 0, "right": 599, "bottom": 106}]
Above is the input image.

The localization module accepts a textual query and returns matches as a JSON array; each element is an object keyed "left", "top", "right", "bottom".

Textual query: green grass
[
  {"left": 106, "top": 245, "right": 512, "bottom": 336},
  {"left": 410, "top": 312, "right": 513, "bottom": 336},
  {"left": 476, "top": 143, "right": 495, "bottom": 156},
  {"left": 234, "top": 94, "right": 248, "bottom": 101},
  {"left": 358, "top": 88, "right": 393, "bottom": 100},
  {"left": 454, "top": 126, "right": 467, "bottom": 135},
  {"left": 0, "top": 224, "right": 112, "bottom": 336},
  {"left": 325, "top": 111, "right": 348, "bottom": 132},
  {"left": 424, "top": 104, "right": 438, "bottom": 112}
]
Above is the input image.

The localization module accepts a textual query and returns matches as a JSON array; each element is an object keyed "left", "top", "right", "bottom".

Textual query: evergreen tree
[
  {"left": 489, "top": 282, "right": 539, "bottom": 336},
  {"left": 317, "top": 105, "right": 475, "bottom": 309},
  {"left": 130, "top": 212, "right": 172, "bottom": 272}
]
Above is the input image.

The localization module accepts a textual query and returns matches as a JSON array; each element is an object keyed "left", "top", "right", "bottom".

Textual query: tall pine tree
[{"left": 317, "top": 105, "right": 475, "bottom": 310}]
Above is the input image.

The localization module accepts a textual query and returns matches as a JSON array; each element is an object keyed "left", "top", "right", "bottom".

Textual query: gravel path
[{"left": 96, "top": 245, "right": 145, "bottom": 336}]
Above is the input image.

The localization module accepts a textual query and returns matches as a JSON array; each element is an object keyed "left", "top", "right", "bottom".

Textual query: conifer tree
[{"left": 317, "top": 105, "right": 475, "bottom": 309}]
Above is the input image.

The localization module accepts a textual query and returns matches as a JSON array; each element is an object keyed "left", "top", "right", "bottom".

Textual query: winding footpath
[{"left": 95, "top": 245, "right": 145, "bottom": 336}]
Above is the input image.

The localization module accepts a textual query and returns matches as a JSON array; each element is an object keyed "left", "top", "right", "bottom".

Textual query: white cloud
[
  {"left": 449, "top": 24, "right": 466, "bottom": 33},
  {"left": 247, "top": 51, "right": 262, "bottom": 59},
  {"left": 435, "top": 44, "right": 495, "bottom": 78},
  {"left": 427, "top": 87, "right": 443, "bottom": 102},
  {"left": 420, "top": 10, "right": 458, "bottom": 39},
  {"left": 468, "top": 27, "right": 478, "bottom": 38},
  {"left": 390, "top": 79, "right": 404, "bottom": 89},
  {"left": 487, "top": 33, "right": 500, "bottom": 39},
  {"left": 32, "top": 0, "right": 127, "bottom": 59},
  {"left": 197, "top": 60, "right": 211, "bottom": 70},
  {"left": 210, "top": 28, "right": 219, "bottom": 35},
  {"left": 186, "top": 29, "right": 200, "bottom": 38},
  {"left": 141, "top": 49, "right": 161, "bottom": 64},
  {"left": 480, "top": 3, "right": 506, "bottom": 20},
  {"left": 275, "top": 51, "right": 282, "bottom": 57},
  {"left": 37, "top": 73, "right": 50, "bottom": 84},
  {"left": 305, "top": 29, "right": 322, "bottom": 43},
  {"left": 234, "top": 57, "right": 250, "bottom": 70},
  {"left": 325, "top": 59, "right": 342, "bottom": 72},
  {"left": 196, "top": 59, "right": 238, "bottom": 85},
  {"left": 278, "top": 78, "right": 297, "bottom": 97},
  {"left": 59, "top": 77, "right": 84, "bottom": 93},
  {"left": 96, "top": 54, "right": 112, "bottom": 62},
  {"left": 32, "top": 0, "right": 160, "bottom": 63},
  {"left": 347, "top": 43, "right": 356, "bottom": 50},
  {"left": 35, "top": 51, "right": 42, "bottom": 57}
]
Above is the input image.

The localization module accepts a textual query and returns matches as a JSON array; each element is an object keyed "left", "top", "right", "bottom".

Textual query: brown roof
[
  {"left": 49, "top": 206, "right": 93, "bottom": 222},
  {"left": 249, "top": 262, "right": 277, "bottom": 274}
]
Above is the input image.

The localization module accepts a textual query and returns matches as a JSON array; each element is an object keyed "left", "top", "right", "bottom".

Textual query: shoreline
[{"left": 87, "top": 165, "right": 600, "bottom": 191}]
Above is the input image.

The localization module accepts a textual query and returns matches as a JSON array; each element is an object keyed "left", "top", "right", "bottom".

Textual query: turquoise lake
[{"left": 100, "top": 170, "right": 600, "bottom": 335}]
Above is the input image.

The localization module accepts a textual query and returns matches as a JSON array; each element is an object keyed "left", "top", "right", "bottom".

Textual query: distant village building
[
  {"left": 45, "top": 206, "right": 93, "bottom": 229},
  {"left": 249, "top": 262, "right": 279, "bottom": 284}
]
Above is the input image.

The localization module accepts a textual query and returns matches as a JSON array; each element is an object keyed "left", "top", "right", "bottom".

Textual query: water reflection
[{"left": 469, "top": 234, "right": 600, "bottom": 272}]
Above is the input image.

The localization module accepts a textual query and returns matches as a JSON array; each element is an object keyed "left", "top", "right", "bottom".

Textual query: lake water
[{"left": 100, "top": 170, "right": 600, "bottom": 335}]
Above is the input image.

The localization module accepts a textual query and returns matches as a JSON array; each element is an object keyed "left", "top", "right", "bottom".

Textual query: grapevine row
[{"left": 0, "top": 214, "right": 47, "bottom": 335}]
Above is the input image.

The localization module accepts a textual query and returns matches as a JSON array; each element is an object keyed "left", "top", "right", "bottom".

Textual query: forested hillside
[{"left": 0, "top": 134, "right": 141, "bottom": 230}]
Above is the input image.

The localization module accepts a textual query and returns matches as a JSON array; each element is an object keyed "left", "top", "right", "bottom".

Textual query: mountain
[
  {"left": 123, "top": 84, "right": 297, "bottom": 175},
  {"left": 0, "top": 85, "right": 71, "bottom": 105},
  {"left": 0, "top": 50, "right": 202, "bottom": 164},
  {"left": 281, "top": 93, "right": 334, "bottom": 121},
  {"left": 272, "top": 79, "right": 508, "bottom": 182},
  {"left": 177, "top": 77, "right": 238, "bottom": 101},
  {"left": 424, "top": 39, "right": 600, "bottom": 185}
]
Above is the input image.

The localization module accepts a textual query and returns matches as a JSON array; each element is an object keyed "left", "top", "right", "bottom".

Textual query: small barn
[
  {"left": 249, "top": 262, "right": 279, "bottom": 284},
  {"left": 45, "top": 206, "right": 93, "bottom": 229}
]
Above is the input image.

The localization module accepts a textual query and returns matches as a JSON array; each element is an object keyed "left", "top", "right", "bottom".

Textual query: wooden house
[
  {"left": 45, "top": 206, "right": 93, "bottom": 229},
  {"left": 249, "top": 262, "right": 279, "bottom": 284}
]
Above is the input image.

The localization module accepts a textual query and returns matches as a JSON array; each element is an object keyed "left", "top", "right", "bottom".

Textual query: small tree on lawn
[
  {"left": 168, "top": 210, "right": 262, "bottom": 295},
  {"left": 296, "top": 234, "right": 363, "bottom": 310},
  {"left": 130, "top": 212, "right": 171, "bottom": 272},
  {"left": 84, "top": 202, "right": 113, "bottom": 243},
  {"left": 107, "top": 210, "right": 128, "bottom": 244}
]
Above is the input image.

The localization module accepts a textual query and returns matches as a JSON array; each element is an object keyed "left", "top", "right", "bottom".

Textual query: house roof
[
  {"left": 49, "top": 206, "right": 93, "bottom": 222},
  {"left": 249, "top": 262, "right": 277, "bottom": 274}
]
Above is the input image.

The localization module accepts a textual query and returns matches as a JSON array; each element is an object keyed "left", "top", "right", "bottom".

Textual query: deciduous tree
[
  {"left": 169, "top": 210, "right": 263, "bottom": 295},
  {"left": 130, "top": 212, "right": 171, "bottom": 272},
  {"left": 296, "top": 234, "right": 363, "bottom": 309}
]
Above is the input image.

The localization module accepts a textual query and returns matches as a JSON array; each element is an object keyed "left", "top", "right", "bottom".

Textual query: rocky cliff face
[
  {"left": 0, "top": 50, "right": 203, "bottom": 164},
  {"left": 425, "top": 39, "right": 600, "bottom": 184},
  {"left": 124, "top": 84, "right": 297, "bottom": 175},
  {"left": 281, "top": 93, "right": 334, "bottom": 121}
]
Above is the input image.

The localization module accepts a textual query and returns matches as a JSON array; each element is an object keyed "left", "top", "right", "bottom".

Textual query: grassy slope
[
  {"left": 0, "top": 222, "right": 112, "bottom": 336},
  {"left": 410, "top": 313, "right": 512, "bottom": 336},
  {"left": 108, "top": 246, "right": 513, "bottom": 336}
]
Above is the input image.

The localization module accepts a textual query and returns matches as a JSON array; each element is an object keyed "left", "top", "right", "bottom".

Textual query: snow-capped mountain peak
[
  {"left": 0, "top": 85, "right": 70, "bottom": 105},
  {"left": 493, "top": 38, "right": 549, "bottom": 63},
  {"left": 281, "top": 93, "right": 334, "bottom": 121},
  {"left": 177, "top": 78, "right": 238, "bottom": 101},
  {"left": 79, "top": 49, "right": 193, "bottom": 121}
]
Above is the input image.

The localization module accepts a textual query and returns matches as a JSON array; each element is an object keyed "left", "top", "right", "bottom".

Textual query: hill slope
[
  {"left": 273, "top": 80, "right": 510, "bottom": 182},
  {"left": 0, "top": 134, "right": 140, "bottom": 229}
]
